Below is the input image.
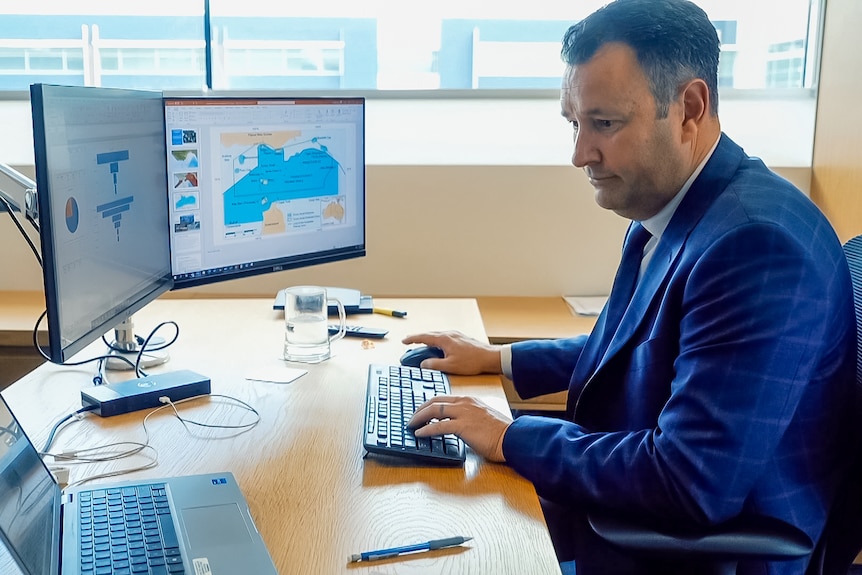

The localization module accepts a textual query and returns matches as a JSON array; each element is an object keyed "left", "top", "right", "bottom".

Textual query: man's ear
[{"left": 680, "top": 78, "right": 710, "bottom": 136}]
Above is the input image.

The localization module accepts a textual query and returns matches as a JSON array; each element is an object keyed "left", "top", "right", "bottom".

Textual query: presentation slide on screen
[{"left": 163, "top": 99, "right": 365, "bottom": 279}]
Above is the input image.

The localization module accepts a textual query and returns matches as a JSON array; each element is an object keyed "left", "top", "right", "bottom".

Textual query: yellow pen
[{"left": 373, "top": 307, "right": 407, "bottom": 318}]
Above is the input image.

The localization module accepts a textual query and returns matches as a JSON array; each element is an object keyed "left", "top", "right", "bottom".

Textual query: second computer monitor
[
  {"left": 162, "top": 97, "right": 366, "bottom": 289},
  {"left": 31, "top": 84, "right": 173, "bottom": 364}
]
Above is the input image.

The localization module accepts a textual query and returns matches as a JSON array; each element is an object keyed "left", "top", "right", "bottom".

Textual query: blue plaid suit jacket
[{"left": 503, "top": 134, "right": 856, "bottom": 574}]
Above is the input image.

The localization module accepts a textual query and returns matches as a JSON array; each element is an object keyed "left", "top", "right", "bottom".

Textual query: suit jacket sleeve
[{"left": 508, "top": 335, "right": 589, "bottom": 399}]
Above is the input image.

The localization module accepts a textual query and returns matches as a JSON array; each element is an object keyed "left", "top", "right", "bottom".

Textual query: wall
[
  {"left": 810, "top": 0, "right": 862, "bottom": 243},
  {"left": 0, "top": 27, "right": 821, "bottom": 299},
  {"left": 1, "top": 163, "right": 810, "bottom": 298}
]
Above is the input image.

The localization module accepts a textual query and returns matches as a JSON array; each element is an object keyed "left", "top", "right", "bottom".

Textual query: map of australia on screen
[{"left": 221, "top": 130, "right": 347, "bottom": 235}]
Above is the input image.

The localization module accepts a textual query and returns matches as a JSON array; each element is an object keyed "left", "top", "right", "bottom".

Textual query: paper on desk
[
  {"left": 246, "top": 365, "right": 307, "bottom": 384},
  {"left": 563, "top": 295, "right": 608, "bottom": 316}
]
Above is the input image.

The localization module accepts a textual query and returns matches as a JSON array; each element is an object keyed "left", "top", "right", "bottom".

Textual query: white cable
[
  {"left": 43, "top": 392, "right": 260, "bottom": 488},
  {"left": 152, "top": 393, "right": 261, "bottom": 439}
]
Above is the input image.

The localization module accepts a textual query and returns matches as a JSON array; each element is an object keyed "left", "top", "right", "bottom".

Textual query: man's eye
[
  {"left": 571, "top": 121, "right": 579, "bottom": 131},
  {"left": 596, "top": 119, "right": 614, "bottom": 129}
]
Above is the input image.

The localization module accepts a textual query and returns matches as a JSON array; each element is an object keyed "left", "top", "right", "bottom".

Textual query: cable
[
  {"left": 33, "top": 309, "right": 138, "bottom": 370},
  {"left": 41, "top": 404, "right": 98, "bottom": 453},
  {"left": 42, "top": 392, "right": 259, "bottom": 488},
  {"left": 49, "top": 441, "right": 152, "bottom": 463},
  {"left": 31, "top": 311, "right": 183, "bottom": 379},
  {"left": 93, "top": 358, "right": 105, "bottom": 386},
  {"left": 98, "top": 320, "right": 179, "bottom": 378},
  {"left": 135, "top": 320, "right": 180, "bottom": 352},
  {"left": 101, "top": 321, "right": 179, "bottom": 354},
  {"left": 43, "top": 432, "right": 160, "bottom": 489},
  {"left": 62, "top": 447, "right": 159, "bottom": 489},
  {"left": 133, "top": 321, "right": 179, "bottom": 377},
  {"left": 152, "top": 394, "right": 261, "bottom": 438}
]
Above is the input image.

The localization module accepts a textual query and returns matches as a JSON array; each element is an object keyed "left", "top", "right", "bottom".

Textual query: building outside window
[{"left": 0, "top": 0, "right": 820, "bottom": 93}]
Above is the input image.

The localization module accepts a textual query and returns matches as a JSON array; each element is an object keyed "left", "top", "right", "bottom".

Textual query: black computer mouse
[{"left": 400, "top": 345, "right": 445, "bottom": 367}]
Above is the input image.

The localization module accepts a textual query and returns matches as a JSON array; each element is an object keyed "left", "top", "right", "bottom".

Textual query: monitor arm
[{"left": 0, "top": 162, "right": 40, "bottom": 232}]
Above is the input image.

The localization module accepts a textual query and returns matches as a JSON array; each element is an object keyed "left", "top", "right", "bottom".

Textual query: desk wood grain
[{"left": 1, "top": 297, "right": 560, "bottom": 575}]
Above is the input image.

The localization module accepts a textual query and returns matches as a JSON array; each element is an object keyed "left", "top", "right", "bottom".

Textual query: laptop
[{"left": 0, "top": 394, "right": 278, "bottom": 574}]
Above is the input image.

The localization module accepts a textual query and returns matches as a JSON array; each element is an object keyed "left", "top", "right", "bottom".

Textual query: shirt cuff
[{"left": 500, "top": 343, "right": 514, "bottom": 380}]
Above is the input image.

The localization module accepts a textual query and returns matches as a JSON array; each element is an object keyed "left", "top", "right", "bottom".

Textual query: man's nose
[{"left": 572, "top": 130, "right": 599, "bottom": 168}]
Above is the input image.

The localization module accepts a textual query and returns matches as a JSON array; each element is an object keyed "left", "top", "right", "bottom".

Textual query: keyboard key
[{"left": 158, "top": 513, "right": 180, "bottom": 549}]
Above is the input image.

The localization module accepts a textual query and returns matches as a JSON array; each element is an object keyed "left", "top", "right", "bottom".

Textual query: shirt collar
[{"left": 640, "top": 135, "right": 721, "bottom": 239}]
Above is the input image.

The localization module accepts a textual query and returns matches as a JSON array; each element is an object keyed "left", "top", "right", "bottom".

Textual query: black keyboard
[
  {"left": 363, "top": 364, "right": 466, "bottom": 465},
  {"left": 78, "top": 483, "right": 184, "bottom": 575}
]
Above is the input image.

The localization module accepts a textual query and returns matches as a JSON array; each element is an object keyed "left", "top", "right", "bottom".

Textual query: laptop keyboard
[
  {"left": 78, "top": 483, "right": 184, "bottom": 575},
  {"left": 363, "top": 364, "right": 466, "bottom": 465}
]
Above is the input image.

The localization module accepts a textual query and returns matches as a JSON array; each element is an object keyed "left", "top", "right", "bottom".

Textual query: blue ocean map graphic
[{"left": 223, "top": 144, "right": 339, "bottom": 226}]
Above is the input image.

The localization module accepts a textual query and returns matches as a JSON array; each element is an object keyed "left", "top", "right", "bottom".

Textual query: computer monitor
[
  {"left": 30, "top": 84, "right": 173, "bottom": 364},
  {"left": 162, "top": 96, "right": 366, "bottom": 289},
  {"left": 30, "top": 86, "right": 367, "bottom": 369}
]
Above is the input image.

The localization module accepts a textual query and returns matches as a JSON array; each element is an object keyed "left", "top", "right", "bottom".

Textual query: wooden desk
[
  {"left": 1, "top": 297, "right": 561, "bottom": 575},
  {"left": 477, "top": 297, "right": 597, "bottom": 412},
  {"left": 477, "top": 296, "right": 596, "bottom": 345}
]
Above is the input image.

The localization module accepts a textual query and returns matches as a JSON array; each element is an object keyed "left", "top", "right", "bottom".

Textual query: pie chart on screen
[{"left": 65, "top": 197, "right": 79, "bottom": 233}]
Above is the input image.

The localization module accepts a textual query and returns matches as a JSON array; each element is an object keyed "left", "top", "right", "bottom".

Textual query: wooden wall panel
[{"left": 811, "top": 0, "right": 862, "bottom": 243}]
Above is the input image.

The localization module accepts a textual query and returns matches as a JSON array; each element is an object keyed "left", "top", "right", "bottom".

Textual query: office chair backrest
[
  {"left": 807, "top": 235, "right": 862, "bottom": 574},
  {"left": 846, "top": 236, "right": 862, "bottom": 388}
]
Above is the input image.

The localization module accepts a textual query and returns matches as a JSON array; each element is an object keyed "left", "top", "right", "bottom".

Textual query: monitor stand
[{"left": 104, "top": 316, "right": 170, "bottom": 371}]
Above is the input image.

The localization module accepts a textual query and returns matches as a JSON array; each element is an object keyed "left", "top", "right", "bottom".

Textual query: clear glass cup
[{"left": 282, "top": 286, "right": 346, "bottom": 363}]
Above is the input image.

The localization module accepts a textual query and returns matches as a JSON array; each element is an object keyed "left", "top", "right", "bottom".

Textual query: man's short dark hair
[{"left": 561, "top": 0, "right": 720, "bottom": 118}]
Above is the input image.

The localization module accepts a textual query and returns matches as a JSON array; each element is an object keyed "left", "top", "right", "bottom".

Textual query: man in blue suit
[{"left": 406, "top": 0, "right": 857, "bottom": 573}]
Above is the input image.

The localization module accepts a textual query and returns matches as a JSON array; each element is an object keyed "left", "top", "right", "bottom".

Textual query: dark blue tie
[
  {"left": 568, "top": 223, "right": 652, "bottom": 415},
  {"left": 599, "top": 222, "right": 652, "bottom": 343}
]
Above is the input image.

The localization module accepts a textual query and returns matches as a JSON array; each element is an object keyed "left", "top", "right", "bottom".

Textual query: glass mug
[{"left": 283, "top": 286, "right": 346, "bottom": 363}]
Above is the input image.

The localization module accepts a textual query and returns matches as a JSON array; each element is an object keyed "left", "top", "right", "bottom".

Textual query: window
[
  {"left": 0, "top": 2, "right": 205, "bottom": 91},
  {"left": 0, "top": 1, "right": 821, "bottom": 93},
  {"left": 0, "top": 1, "right": 824, "bottom": 168}
]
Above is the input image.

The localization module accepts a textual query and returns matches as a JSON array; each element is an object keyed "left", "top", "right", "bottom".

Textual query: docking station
[{"left": 81, "top": 370, "right": 211, "bottom": 417}]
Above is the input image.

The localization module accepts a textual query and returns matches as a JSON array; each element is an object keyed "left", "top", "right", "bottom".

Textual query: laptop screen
[{"left": 0, "top": 396, "right": 60, "bottom": 575}]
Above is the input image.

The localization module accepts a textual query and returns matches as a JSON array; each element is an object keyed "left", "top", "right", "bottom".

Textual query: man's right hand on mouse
[{"left": 401, "top": 330, "right": 504, "bottom": 375}]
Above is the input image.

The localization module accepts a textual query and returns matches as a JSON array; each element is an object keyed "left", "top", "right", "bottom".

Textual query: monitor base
[{"left": 104, "top": 348, "right": 170, "bottom": 371}]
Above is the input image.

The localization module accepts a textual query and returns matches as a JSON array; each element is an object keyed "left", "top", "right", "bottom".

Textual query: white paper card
[
  {"left": 563, "top": 295, "right": 608, "bottom": 316},
  {"left": 245, "top": 365, "right": 307, "bottom": 384}
]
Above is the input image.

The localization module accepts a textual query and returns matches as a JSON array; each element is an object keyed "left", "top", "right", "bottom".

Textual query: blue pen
[{"left": 348, "top": 535, "right": 473, "bottom": 562}]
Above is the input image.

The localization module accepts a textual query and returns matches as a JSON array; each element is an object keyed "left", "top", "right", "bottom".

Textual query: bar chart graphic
[{"left": 96, "top": 150, "right": 132, "bottom": 240}]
